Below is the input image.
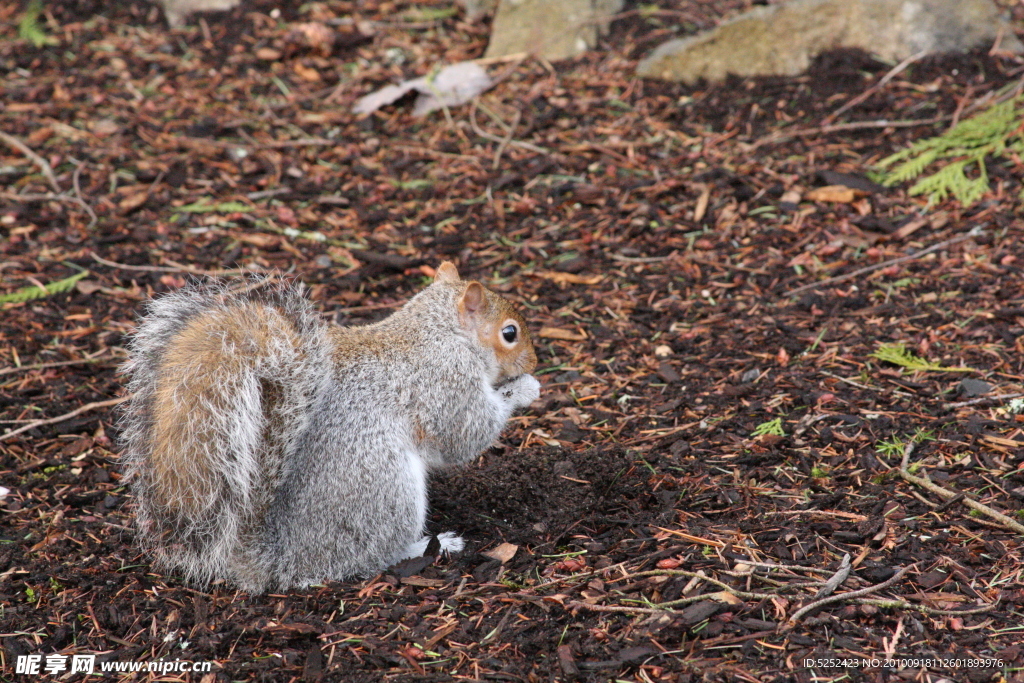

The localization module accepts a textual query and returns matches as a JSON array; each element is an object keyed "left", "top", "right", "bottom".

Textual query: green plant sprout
[
  {"left": 876, "top": 93, "right": 1024, "bottom": 207},
  {"left": 877, "top": 436, "right": 905, "bottom": 458},
  {"left": 871, "top": 342, "right": 974, "bottom": 372},
  {"left": 876, "top": 427, "right": 936, "bottom": 459},
  {"left": 752, "top": 418, "right": 785, "bottom": 437}
]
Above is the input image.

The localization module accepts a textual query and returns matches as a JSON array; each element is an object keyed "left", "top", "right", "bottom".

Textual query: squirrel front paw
[{"left": 498, "top": 374, "right": 540, "bottom": 410}]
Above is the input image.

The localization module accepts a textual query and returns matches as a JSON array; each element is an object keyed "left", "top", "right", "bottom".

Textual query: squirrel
[{"left": 119, "top": 263, "right": 539, "bottom": 592}]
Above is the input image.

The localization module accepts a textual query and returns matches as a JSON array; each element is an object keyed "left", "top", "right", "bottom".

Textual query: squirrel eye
[{"left": 501, "top": 324, "right": 518, "bottom": 344}]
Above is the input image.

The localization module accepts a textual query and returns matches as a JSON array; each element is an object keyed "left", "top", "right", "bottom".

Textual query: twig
[
  {"left": 610, "top": 253, "right": 672, "bottom": 264},
  {"left": 825, "top": 50, "right": 929, "bottom": 124},
  {"left": 0, "top": 355, "right": 114, "bottom": 377},
  {"left": 493, "top": 110, "right": 521, "bottom": 170},
  {"left": 750, "top": 115, "right": 948, "bottom": 150},
  {"left": 91, "top": 252, "right": 258, "bottom": 277},
  {"left": 567, "top": 601, "right": 667, "bottom": 615},
  {"left": 717, "top": 557, "right": 839, "bottom": 575},
  {"left": 0, "top": 397, "right": 127, "bottom": 442},
  {"left": 785, "top": 564, "right": 916, "bottom": 627},
  {"left": 0, "top": 131, "right": 61, "bottom": 193},
  {"left": 783, "top": 226, "right": 983, "bottom": 298},
  {"left": 801, "top": 598, "right": 997, "bottom": 626},
  {"left": 898, "top": 443, "right": 1024, "bottom": 535},
  {"left": 468, "top": 103, "right": 549, "bottom": 156},
  {"left": 68, "top": 158, "right": 98, "bottom": 227},
  {"left": 0, "top": 191, "right": 95, "bottom": 223},
  {"left": 614, "top": 569, "right": 777, "bottom": 600},
  {"left": 942, "top": 392, "right": 1024, "bottom": 410},
  {"left": 819, "top": 370, "right": 876, "bottom": 391},
  {"left": 851, "top": 599, "right": 997, "bottom": 618}
]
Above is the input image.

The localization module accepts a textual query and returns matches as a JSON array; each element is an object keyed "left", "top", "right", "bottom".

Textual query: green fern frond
[
  {"left": 18, "top": 0, "right": 56, "bottom": 48},
  {"left": 876, "top": 94, "right": 1024, "bottom": 208},
  {"left": 0, "top": 270, "right": 89, "bottom": 304},
  {"left": 881, "top": 148, "right": 939, "bottom": 184},
  {"left": 870, "top": 342, "right": 974, "bottom": 373}
]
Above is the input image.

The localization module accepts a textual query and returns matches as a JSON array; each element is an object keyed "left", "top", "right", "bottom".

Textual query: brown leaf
[
  {"left": 118, "top": 190, "right": 149, "bottom": 214},
  {"left": 539, "top": 327, "right": 587, "bottom": 341},
  {"left": 482, "top": 542, "right": 519, "bottom": 563},
  {"left": 805, "top": 185, "right": 865, "bottom": 203},
  {"left": 536, "top": 271, "right": 603, "bottom": 285},
  {"left": 293, "top": 62, "right": 322, "bottom": 82}
]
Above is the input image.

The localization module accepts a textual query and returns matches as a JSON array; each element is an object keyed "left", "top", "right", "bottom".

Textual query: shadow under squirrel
[{"left": 120, "top": 263, "right": 540, "bottom": 591}]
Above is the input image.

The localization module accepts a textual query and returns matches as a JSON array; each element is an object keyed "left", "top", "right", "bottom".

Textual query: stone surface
[
  {"left": 485, "top": 0, "right": 624, "bottom": 61},
  {"left": 159, "top": 0, "right": 241, "bottom": 28},
  {"left": 637, "top": 0, "right": 1023, "bottom": 84}
]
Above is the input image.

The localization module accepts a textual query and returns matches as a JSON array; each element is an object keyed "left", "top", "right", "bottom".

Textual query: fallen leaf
[
  {"left": 293, "top": 62, "right": 321, "bottom": 82},
  {"left": 707, "top": 591, "right": 744, "bottom": 605},
  {"left": 536, "top": 271, "right": 603, "bottom": 285},
  {"left": 693, "top": 183, "right": 711, "bottom": 222},
  {"left": 256, "top": 47, "right": 282, "bottom": 60},
  {"left": 353, "top": 61, "right": 494, "bottom": 117},
  {"left": 289, "top": 22, "right": 335, "bottom": 56},
  {"left": 74, "top": 280, "right": 102, "bottom": 296},
  {"left": 805, "top": 185, "right": 865, "bottom": 203},
  {"left": 118, "top": 190, "right": 149, "bottom": 213},
  {"left": 539, "top": 327, "right": 587, "bottom": 341},
  {"left": 231, "top": 232, "right": 281, "bottom": 249},
  {"left": 482, "top": 542, "right": 519, "bottom": 563}
]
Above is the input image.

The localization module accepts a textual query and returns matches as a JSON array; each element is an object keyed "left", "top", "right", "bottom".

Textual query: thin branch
[
  {"left": 567, "top": 601, "right": 666, "bottom": 615},
  {"left": 469, "top": 102, "right": 549, "bottom": 156},
  {"left": 749, "top": 115, "right": 948, "bottom": 151},
  {"left": 943, "top": 392, "right": 1024, "bottom": 410},
  {"left": 785, "top": 564, "right": 916, "bottom": 627},
  {"left": 783, "top": 226, "right": 984, "bottom": 298},
  {"left": 0, "top": 131, "right": 61, "bottom": 193},
  {"left": 0, "top": 355, "right": 115, "bottom": 377},
  {"left": 825, "top": 50, "right": 929, "bottom": 124},
  {"left": 91, "top": 252, "right": 259, "bottom": 277},
  {"left": 68, "top": 158, "right": 98, "bottom": 227},
  {"left": 0, "top": 397, "right": 127, "bottom": 442},
  {"left": 898, "top": 443, "right": 1024, "bottom": 535}
]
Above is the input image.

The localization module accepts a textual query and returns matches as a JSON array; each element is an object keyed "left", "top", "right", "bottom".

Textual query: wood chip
[{"left": 539, "top": 326, "right": 587, "bottom": 341}]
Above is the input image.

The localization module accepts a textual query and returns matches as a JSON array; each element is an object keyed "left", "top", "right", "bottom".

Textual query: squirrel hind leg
[{"left": 403, "top": 531, "right": 465, "bottom": 559}]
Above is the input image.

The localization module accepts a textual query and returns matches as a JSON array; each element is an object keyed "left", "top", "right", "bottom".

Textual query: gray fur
[{"left": 120, "top": 277, "right": 538, "bottom": 592}]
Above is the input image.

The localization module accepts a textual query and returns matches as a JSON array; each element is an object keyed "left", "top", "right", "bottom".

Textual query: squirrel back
[{"left": 120, "top": 266, "right": 539, "bottom": 591}]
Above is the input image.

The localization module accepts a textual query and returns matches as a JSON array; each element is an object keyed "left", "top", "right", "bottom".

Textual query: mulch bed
[{"left": 2, "top": 1, "right": 1024, "bottom": 681}]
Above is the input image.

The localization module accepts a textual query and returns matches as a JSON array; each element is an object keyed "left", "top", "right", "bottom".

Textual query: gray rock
[
  {"left": 159, "top": 0, "right": 241, "bottom": 28},
  {"left": 637, "top": 0, "right": 1023, "bottom": 84},
  {"left": 485, "top": 0, "right": 624, "bottom": 61}
]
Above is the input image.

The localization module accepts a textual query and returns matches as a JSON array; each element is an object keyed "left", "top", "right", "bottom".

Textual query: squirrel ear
[
  {"left": 458, "top": 282, "right": 488, "bottom": 328},
  {"left": 435, "top": 262, "right": 460, "bottom": 283}
]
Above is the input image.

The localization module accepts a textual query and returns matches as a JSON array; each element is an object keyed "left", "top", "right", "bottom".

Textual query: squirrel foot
[
  {"left": 404, "top": 531, "right": 465, "bottom": 560},
  {"left": 497, "top": 374, "right": 541, "bottom": 410}
]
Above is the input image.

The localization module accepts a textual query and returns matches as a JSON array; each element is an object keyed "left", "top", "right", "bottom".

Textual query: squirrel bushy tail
[{"left": 119, "top": 279, "right": 331, "bottom": 588}]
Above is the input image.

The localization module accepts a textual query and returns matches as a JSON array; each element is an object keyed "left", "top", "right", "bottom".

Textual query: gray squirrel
[{"left": 120, "top": 263, "right": 540, "bottom": 592}]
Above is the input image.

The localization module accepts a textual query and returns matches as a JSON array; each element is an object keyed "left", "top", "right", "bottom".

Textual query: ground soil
[{"left": 2, "top": 1, "right": 1024, "bottom": 682}]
